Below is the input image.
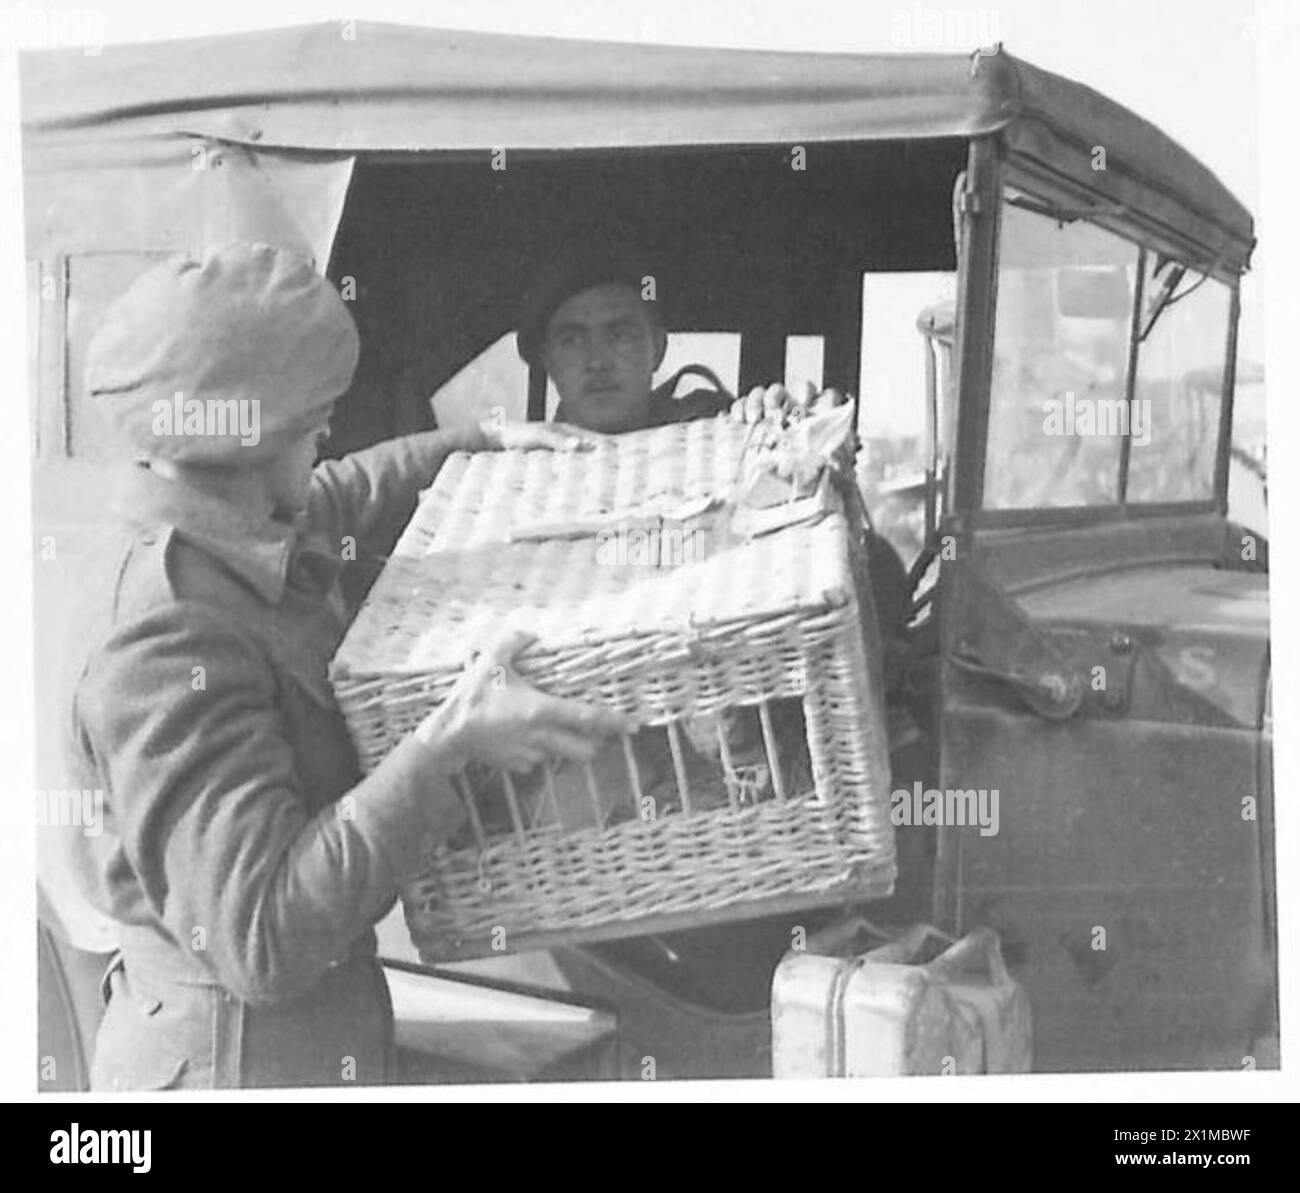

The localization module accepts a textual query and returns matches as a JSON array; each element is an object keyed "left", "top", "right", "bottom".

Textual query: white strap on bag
[{"left": 824, "top": 954, "right": 867, "bottom": 1077}]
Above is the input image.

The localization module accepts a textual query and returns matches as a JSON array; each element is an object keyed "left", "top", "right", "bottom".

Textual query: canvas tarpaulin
[{"left": 20, "top": 23, "right": 1253, "bottom": 273}]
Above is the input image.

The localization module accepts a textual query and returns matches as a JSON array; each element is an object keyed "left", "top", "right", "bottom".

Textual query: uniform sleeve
[
  {"left": 75, "top": 601, "right": 464, "bottom": 1006},
  {"left": 306, "top": 428, "right": 480, "bottom": 560}
]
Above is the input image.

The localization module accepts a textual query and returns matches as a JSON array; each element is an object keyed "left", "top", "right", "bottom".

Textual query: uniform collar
[{"left": 110, "top": 463, "right": 336, "bottom": 606}]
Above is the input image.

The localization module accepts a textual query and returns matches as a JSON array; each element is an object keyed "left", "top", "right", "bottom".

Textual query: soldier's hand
[
  {"left": 476, "top": 418, "right": 607, "bottom": 453},
  {"left": 415, "top": 626, "right": 633, "bottom": 773}
]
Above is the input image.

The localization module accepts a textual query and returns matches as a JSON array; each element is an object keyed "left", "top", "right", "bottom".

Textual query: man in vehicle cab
[{"left": 514, "top": 240, "right": 841, "bottom": 435}]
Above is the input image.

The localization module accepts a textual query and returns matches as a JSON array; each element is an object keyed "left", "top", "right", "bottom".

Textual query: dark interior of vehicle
[{"left": 327, "top": 139, "right": 965, "bottom": 449}]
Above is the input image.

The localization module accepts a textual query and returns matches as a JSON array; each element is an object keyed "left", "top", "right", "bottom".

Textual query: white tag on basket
[{"left": 506, "top": 494, "right": 722, "bottom": 543}]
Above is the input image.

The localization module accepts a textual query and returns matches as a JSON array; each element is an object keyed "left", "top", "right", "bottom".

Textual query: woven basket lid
[{"left": 332, "top": 418, "right": 855, "bottom": 679}]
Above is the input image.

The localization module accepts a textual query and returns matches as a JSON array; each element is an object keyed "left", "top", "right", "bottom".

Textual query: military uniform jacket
[{"left": 60, "top": 434, "right": 465, "bottom": 1089}]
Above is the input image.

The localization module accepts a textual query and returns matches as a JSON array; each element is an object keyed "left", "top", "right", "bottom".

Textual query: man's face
[{"left": 541, "top": 284, "right": 665, "bottom": 433}]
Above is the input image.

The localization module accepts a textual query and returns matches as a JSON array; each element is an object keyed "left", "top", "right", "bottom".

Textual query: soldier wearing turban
[{"left": 49, "top": 242, "right": 627, "bottom": 1090}]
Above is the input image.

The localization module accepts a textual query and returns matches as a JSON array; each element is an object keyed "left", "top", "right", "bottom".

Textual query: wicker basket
[{"left": 330, "top": 417, "right": 895, "bottom": 960}]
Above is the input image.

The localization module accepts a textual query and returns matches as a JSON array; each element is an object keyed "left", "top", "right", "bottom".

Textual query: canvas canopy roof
[{"left": 19, "top": 22, "right": 1253, "bottom": 272}]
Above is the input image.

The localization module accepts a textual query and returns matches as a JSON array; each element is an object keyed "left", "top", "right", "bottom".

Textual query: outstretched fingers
[{"left": 527, "top": 689, "right": 634, "bottom": 738}]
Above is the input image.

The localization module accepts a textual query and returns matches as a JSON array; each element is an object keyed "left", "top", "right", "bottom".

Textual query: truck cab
[{"left": 24, "top": 24, "right": 1272, "bottom": 1084}]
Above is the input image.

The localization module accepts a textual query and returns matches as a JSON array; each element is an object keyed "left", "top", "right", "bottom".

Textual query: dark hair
[{"left": 516, "top": 239, "right": 661, "bottom": 367}]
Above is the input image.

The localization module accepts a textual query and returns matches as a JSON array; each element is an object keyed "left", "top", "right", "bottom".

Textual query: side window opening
[
  {"left": 984, "top": 202, "right": 1139, "bottom": 511},
  {"left": 429, "top": 333, "right": 530, "bottom": 430},
  {"left": 1126, "top": 261, "right": 1231, "bottom": 504},
  {"left": 859, "top": 271, "right": 956, "bottom": 568},
  {"left": 658, "top": 332, "right": 741, "bottom": 400},
  {"left": 984, "top": 191, "right": 1236, "bottom": 515},
  {"left": 1228, "top": 364, "right": 1266, "bottom": 536},
  {"left": 784, "top": 335, "right": 824, "bottom": 395},
  {"left": 63, "top": 252, "right": 171, "bottom": 462}
]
